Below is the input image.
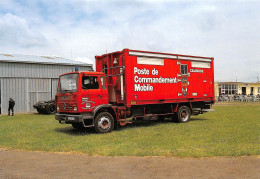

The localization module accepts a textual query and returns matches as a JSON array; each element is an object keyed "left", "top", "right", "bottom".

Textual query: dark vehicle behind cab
[{"left": 33, "top": 99, "right": 55, "bottom": 114}]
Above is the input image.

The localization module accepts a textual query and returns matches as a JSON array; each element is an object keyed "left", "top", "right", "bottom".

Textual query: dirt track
[{"left": 0, "top": 148, "right": 259, "bottom": 179}]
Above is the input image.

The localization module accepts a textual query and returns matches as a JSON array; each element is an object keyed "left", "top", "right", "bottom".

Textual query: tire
[
  {"left": 46, "top": 104, "right": 56, "bottom": 114},
  {"left": 94, "top": 112, "right": 114, "bottom": 133},
  {"left": 72, "top": 123, "right": 85, "bottom": 130},
  {"left": 176, "top": 106, "right": 191, "bottom": 123}
]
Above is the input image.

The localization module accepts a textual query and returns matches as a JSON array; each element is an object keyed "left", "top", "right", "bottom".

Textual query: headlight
[
  {"left": 57, "top": 106, "right": 59, "bottom": 110},
  {"left": 73, "top": 107, "right": 77, "bottom": 111}
]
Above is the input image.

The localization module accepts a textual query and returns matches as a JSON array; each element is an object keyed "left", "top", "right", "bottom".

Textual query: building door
[
  {"left": 242, "top": 87, "right": 246, "bottom": 95},
  {"left": 51, "top": 79, "right": 58, "bottom": 99},
  {"left": 28, "top": 79, "right": 51, "bottom": 112},
  {"left": 29, "top": 92, "right": 37, "bottom": 112},
  {"left": 251, "top": 87, "right": 254, "bottom": 95},
  {"left": 29, "top": 92, "right": 51, "bottom": 112}
]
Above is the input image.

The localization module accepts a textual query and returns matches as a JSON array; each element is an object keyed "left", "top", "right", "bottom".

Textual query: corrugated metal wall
[
  {"left": 51, "top": 79, "right": 59, "bottom": 99},
  {"left": 0, "top": 78, "right": 53, "bottom": 114},
  {"left": 0, "top": 78, "right": 27, "bottom": 114},
  {"left": 0, "top": 62, "right": 92, "bottom": 114},
  {"left": 0, "top": 62, "right": 92, "bottom": 78}
]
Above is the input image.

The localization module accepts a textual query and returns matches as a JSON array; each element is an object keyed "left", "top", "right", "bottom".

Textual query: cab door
[{"left": 82, "top": 75, "right": 103, "bottom": 110}]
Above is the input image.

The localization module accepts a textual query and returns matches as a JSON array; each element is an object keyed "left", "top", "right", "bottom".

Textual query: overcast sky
[{"left": 0, "top": 0, "right": 259, "bottom": 82}]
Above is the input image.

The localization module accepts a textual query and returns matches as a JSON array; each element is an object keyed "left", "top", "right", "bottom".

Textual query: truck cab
[{"left": 55, "top": 71, "right": 114, "bottom": 133}]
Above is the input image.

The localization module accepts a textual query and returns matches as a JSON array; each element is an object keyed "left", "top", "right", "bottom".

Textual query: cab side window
[{"left": 82, "top": 76, "right": 99, "bottom": 90}]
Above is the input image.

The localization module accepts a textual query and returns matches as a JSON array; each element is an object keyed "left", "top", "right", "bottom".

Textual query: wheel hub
[
  {"left": 98, "top": 116, "right": 111, "bottom": 130},
  {"left": 180, "top": 110, "right": 189, "bottom": 121}
]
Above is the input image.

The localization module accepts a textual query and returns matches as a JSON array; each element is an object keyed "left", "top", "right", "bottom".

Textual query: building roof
[
  {"left": 215, "top": 81, "right": 260, "bottom": 85},
  {"left": 0, "top": 53, "right": 92, "bottom": 67}
]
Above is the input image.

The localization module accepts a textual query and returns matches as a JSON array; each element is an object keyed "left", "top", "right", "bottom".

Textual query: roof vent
[
  {"left": 41, "top": 56, "right": 53, "bottom": 59},
  {"left": 2, "top": 54, "right": 13, "bottom": 57}
]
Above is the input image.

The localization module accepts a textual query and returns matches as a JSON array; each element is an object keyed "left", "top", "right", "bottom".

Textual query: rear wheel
[
  {"left": 176, "top": 106, "right": 191, "bottom": 123},
  {"left": 94, "top": 112, "right": 114, "bottom": 133}
]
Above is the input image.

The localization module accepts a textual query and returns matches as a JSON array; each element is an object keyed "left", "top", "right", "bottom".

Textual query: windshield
[{"left": 58, "top": 74, "right": 78, "bottom": 93}]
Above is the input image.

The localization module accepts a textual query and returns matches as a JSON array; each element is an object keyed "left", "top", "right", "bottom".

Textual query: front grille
[{"left": 57, "top": 102, "right": 76, "bottom": 112}]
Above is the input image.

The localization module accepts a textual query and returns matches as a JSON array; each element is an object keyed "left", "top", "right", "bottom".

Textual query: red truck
[{"left": 55, "top": 49, "right": 215, "bottom": 133}]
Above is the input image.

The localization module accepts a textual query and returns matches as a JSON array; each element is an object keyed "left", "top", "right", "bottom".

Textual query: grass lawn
[{"left": 0, "top": 103, "right": 259, "bottom": 157}]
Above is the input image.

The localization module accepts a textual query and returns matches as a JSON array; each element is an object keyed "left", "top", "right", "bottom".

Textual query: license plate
[{"left": 67, "top": 117, "right": 75, "bottom": 121}]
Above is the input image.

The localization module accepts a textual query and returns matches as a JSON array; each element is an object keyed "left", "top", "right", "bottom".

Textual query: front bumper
[{"left": 55, "top": 113, "right": 93, "bottom": 123}]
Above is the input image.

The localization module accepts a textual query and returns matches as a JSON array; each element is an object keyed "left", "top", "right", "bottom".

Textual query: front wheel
[
  {"left": 176, "top": 106, "right": 191, "bottom": 123},
  {"left": 94, "top": 112, "right": 114, "bottom": 133}
]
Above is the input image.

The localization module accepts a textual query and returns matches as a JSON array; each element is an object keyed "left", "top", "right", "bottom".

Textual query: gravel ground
[{"left": 0, "top": 148, "right": 259, "bottom": 179}]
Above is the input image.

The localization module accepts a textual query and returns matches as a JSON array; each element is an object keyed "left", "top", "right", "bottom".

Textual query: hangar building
[{"left": 0, "top": 54, "right": 93, "bottom": 114}]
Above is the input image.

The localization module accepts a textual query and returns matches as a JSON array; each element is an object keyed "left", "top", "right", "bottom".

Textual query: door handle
[{"left": 97, "top": 95, "right": 102, "bottom": 98}]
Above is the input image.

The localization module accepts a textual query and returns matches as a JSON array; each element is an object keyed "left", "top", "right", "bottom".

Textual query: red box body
[
  {"left": 55, "top": 49, "right": 215, "bottom": 133},
  {"left": 96, "top": 49, "right": 215, "bottom": 107}
]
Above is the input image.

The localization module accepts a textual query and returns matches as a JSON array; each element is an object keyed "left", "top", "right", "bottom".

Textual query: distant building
[
  {"left": 214, "top": 82, "right": 260, "bottom": 96},
  {"left": 0, "top": 54, "right": 93, "bottom": 114}
]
